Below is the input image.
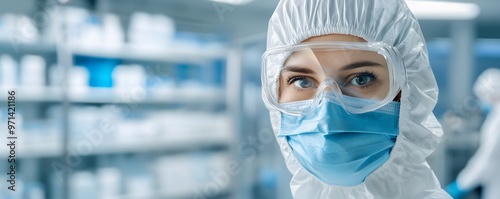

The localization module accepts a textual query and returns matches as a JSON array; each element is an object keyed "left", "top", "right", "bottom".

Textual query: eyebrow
[
  {"left": 341, "top": 61, "right": 382, "bottom": 71},
  {"left": 281, "top": 66, "right": 316, "bottom": 74},
  {"left": 281, "top": 61, "right": 382, "bottom": 74}
]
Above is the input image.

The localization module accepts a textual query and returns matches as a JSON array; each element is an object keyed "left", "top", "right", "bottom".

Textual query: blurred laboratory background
[{"left": 0, "top": 0, "right": 498, "bottom": 199}]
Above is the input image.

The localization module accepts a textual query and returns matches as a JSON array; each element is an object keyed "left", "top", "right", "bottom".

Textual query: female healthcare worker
[
  {"left": 261, "top": 0, "right": 452, "bottom": 198},
  {"left": 446, "top": 68, "right": 500, "bottom": 199}
]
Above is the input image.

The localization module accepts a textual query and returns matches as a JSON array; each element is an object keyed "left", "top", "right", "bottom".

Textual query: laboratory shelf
[
  {"left": 69, "top": 87, "right": 226, "bottom": 104},
  {"left": 0, "top": 40, "right": 227, "bottom": 64},
  {"left": 81, "top": 134, "right": 231, "bottom": 156},
  {"left": 0, "top": 87, "right": 62, "bottom": 102},
  {"left": 0, "top": 135, "right": 232, "bottom": 158},
  {"left": 71, "top": 44, "right": 227, "bottom": 64},
  {"left": 3, "top": 141, "right": 62, "bottom": 158},
  {"left": 0, "top": 40, "right": 56, "bottom": 54},
  {"left": 0, "top": 87, "right": 226, "bottom": 104}
]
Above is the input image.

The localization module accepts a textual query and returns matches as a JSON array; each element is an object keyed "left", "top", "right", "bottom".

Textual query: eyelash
[
  {"left": 285, "top": 71, "right": 378, "bottom": 89},
  {"left": 286, "top": 75, "right": 316, "bottom": 92},
  {"left": 287, "top": 75, "right": 309, "bottom": 85}
]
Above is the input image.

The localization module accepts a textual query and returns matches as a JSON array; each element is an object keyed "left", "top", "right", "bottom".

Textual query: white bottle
[
  {"left": 102, "top": 13, "right": 124, "bottom": 49},
  {"left": 26, "top": 182, "right": 46, "bottom": 199},
  {"left": 111, "top": 64, "right": 147, "bottom": 102},
  {"left": 0, "top": 54, "right": 17, "bottom": 88},
  {"left": 68, "top": 66, "right": 90, "bottom": 90},
  {"left": 112, "top": 64, "right": 146, "bottom": 89},
  {"left": 16, "top": 15, "right": 39, "bottom": 43},
  {"left": 124, "top": 157, "right": 154, "bottom": 198},
  {"left": 97, "top": 168, "right": 121, "bottom": 199},
  {"left": 64, "top": 7, "right": 90, "bottom": 47},
  {"left": 128, "top": 12, "right": 152, "bottom": 49},
  {"left": 20, "top": 55, "right": 46, "bottom": 88},
  {"left": 151, "top": 14, "right": 175, "bottom": 47},
  {"left": 70, "top": 171, "right": 98, "bottom": 199},
  {"left": 0, "top": 14, "right": 18, "bottom": 41},
  {"left": 82, "top": 15, "right": 103, "bottom": 49}
]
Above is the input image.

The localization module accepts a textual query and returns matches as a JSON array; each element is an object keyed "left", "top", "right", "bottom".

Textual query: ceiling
[
  {"left": 226, "top": 0, "right": 500, "bottom": 39},
  {"left": 104, "top": 0, "right": 500, "bottom": 40},
  {"left": 0, "top": 0, "right": 498, "bottom": 41}
]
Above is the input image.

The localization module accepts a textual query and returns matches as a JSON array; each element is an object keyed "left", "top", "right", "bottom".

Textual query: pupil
[
  {"left": 300, "top": 80, "right": 310, "bottom": 88},
  {"left": 356, "top": 76, "right": 368, "bottom": 85}
]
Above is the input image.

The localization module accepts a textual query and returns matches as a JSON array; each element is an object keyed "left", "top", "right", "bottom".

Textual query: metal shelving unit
[
  {"left": 0, "top": 1, "right": 242, "bottom": 199},
  {"left": 0, "top": 134, "right": 232, "bottom": 158},
  {"left": 57, "top": 39, "right": 236, "bottom": 199},
  {"left": 72, "top": 44, "right": 227, "bottom": 64},
  {"left": 0, "top": 87, "right": 226, "bottom": 104},
  {"left": 0, "top": 41, "right": 56, "bottom": 54}
]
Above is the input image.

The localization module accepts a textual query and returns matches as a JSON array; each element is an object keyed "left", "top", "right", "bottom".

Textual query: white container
[
  {"left": 112, "top": 64, "right": 147, "bottom": 102},
  {"left": 68, "top": 66, "right": 90, "bottom": 96},
  {"left": 128, "top": 12, "right": 176, "bottom": 48},
  {"left": 102, "top": 13, "right": 124, "bottom": 49},
  {"left": 123, "top": 158, "right": 154, "bottom": 198},
  {"left": 112, "top": 64, "right": 146, "bottom": 89},
  {"left": 81, "top": 15, "right": 103, "bottom": 48},
  {"left": 128, "top": 12, "right": 151, "bottom": 46},
  {"left": 70, "top": 171, "right": 98, "bottom": 199},
  {"left": 25, "top": 182, "right": 46, "bottom": 199},
  {"left": 20, "top": 55, "right": 46, "bottom": 87},
  {"left": 155, "top": 155, "right": 197, "bottom": 195},
  {"left": 97, "top": 167, "right": 121, "bottom": 199},
  {"left": 151, "top": 14, "right": 175, "bottom": 46},
  {"left": 16, "top": 15, "right": 39, "bottom": 43},
  {"left": 0, "top": 14, "right": 20, "bottom": 41},
  {"left": 0, "top": 54, "right": 17, "bottom": 87}
]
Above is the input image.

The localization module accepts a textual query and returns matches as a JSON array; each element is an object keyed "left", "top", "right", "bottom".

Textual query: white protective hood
[
  {"left": 473, "top": 68, "right": 500, "bottom": 104},
  {"left": 262, "top": 0, "right": 452, "bottom": 198}
]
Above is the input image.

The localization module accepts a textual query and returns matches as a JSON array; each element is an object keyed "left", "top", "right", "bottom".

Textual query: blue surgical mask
[{"left": 278, "top": 96, "right": 400, "bottom": 186}]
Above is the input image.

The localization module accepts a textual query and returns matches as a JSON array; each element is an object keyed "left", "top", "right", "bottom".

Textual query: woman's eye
[
  {"left": 292, "top": 78, "right": 315, "bottom": 89},
  {"left": 350, "top": 73, "right": 375, "bottom": 86}
]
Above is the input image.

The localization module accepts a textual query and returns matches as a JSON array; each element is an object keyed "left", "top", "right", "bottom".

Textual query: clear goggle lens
[{"left": 262, "top": 42, "right": 404, "bottom": 115}]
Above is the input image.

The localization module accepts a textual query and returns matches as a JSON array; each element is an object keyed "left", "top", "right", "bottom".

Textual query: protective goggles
[{"left": 262, "top": 41, "right": 406, "bottom": 115}]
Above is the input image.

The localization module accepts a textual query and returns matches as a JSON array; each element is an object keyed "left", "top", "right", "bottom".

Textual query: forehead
[
  {"left": 281, "top": 34, "right": 382, "bottom": 73},
  {"left": 285, "top": 49, "right": 376, "bottom": 67},
  {"left": 284, "top": 34, "right": 372, "bottom": 68},
  {"left": 284, "top": 48, "right": 385, "bottom": 71}
]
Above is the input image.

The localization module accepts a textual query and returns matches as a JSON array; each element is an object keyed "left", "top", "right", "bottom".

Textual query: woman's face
[{"left": 278, "top": 34, "right": 391, "bottom": 103}]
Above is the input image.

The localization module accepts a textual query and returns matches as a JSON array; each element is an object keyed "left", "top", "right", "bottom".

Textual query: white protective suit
[
  {"left": 456, "top": 68, "right": 500, "bottom": 199},
  {"left": 262, "top": 0, "right": 451, "bottom": 198}
]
